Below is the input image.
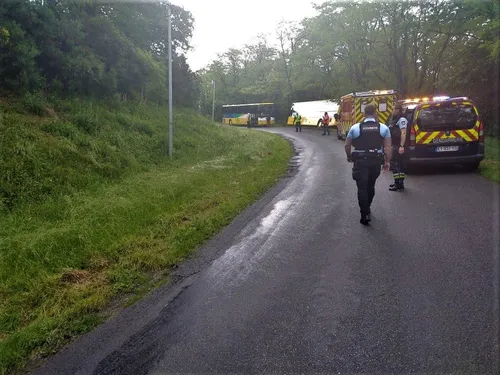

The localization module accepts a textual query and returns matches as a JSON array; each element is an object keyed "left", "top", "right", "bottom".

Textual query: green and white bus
[{"left": 222, "top": 103, "right": 276, "bottom": 126}]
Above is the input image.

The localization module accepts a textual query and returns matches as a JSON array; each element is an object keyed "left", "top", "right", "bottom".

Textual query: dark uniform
[
  {"left": 389, "top": 115, "right": 408, "bottom": 190},
  {"left": 347, "top": 117, "right": 391, "bottom": 224}
]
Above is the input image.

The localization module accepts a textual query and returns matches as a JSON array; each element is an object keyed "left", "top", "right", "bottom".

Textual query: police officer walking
[
  {"left": 294, "top": 112, "right": 302, "bottom": 132},
  {"left": 321, "top": 112, "right": 330, "bottom": 136},
  {"left": 388, "top": 103, "right": 408, "bottom": 191},
  {"left": 345, "top": 104, "right": 392, "bottom": 225}
]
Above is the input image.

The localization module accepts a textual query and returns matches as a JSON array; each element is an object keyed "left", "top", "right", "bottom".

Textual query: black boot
[
  {"left": 360, "top": 214, "right": 371, "bottom": 225},
  {"left": 399, "top": 179, "right": 405, "bottom": 190},
  {"left": 389, "top": 181, "right": 399, "bottom": 191}
]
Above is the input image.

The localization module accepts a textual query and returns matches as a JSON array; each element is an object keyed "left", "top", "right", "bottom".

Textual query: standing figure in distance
[
  {"left": 295, "top": 112, "right": 302, "bottom": 132},
  {"left": 321, "top": 111, "right": 331, "bottom": 136}
]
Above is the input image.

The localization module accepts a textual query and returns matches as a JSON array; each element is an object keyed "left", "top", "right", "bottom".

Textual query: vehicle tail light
[{"left": 410, "top": 125, "right": 416, "bottom": 146}]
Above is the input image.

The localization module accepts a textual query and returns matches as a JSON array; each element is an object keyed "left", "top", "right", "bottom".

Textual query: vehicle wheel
[{"left": 463, "top": 161, "right": 480, "bottom": 172}]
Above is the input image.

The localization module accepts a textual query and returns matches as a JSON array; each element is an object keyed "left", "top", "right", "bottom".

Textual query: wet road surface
[{"left": 33, "top": 127, "right": 500, "bottom": 375}]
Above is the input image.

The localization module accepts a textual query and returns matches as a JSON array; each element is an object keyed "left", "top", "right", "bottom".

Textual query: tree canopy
[
  {"left": 0, "top": 0, "right": 198, "bottom": 106},
  {"left": 1, "top": 0, "right": 498, "bottom": 133},
  {"left": 198, "top": 0, "right": 499, "bottom": 134}
]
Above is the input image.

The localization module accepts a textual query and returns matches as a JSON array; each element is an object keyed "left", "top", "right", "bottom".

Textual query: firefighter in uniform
[
  {"left": 388, "top": 103, "right": 408, "bottom": 191},
  {"left": 345, "top": 104, "right": 392, "bottom": 225},
  {"left": 321, "top": 112, "right": 330, "bottom": 136},
  {"left": 294, "top": 112, "right": 302, "bottom": 132}
]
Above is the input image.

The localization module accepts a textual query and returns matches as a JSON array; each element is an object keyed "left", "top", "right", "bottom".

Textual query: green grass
[
  {"left": 0, "top": 97, "right": 292, "bottom": 374},
  {"left": 479, "top": 136, "right": 500, "bottom": 182}
]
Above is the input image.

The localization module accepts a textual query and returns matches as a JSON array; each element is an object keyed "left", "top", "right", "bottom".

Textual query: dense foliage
[
  {"left": 199, "top": 0, "right": 499, "bottom": 134},
  {"left": 0, "top": 0, "right": 199, "bottom": 106},
  {"left": 1, "top": 0, "right": 498, "bottom": 131}
]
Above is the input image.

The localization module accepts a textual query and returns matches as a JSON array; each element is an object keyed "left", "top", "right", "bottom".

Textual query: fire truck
[
  {"left": 336, "top": 89, "right": 398, "bottom": 140},
  {"left": 396, "top": 96, "right": 485, "bottom": 170}
]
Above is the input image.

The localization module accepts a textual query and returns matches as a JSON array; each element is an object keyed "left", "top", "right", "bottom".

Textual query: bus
[
  {"left": 287, "top": 100, "right": 339, "bottom": 127},
  {"left": 222, "top": 103, "right": 276, "bottom": 126}
]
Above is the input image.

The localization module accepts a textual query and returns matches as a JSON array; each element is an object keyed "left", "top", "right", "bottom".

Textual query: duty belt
[{"left": 352, "top": 150, "right": 384, "bottom": 162}]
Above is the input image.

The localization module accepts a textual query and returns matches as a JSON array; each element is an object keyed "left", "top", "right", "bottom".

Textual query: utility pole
[
  {"left": 167, "top": 3, "right": 173, "bottom": 157},
  {"left": 211, "top": 80, "right": 216, "bottom": 122}
]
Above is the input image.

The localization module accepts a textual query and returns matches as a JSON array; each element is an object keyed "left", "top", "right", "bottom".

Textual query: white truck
[{"left": 287, "top": 100, "right": 339, "bottom": 127}]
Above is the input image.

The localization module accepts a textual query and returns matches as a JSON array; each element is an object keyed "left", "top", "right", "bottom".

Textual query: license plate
[{"left": 436, "top": 146, "right": 459, "bottom": 152}]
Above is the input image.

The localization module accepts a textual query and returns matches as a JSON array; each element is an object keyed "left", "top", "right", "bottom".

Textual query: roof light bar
[
  {"left": 432, "top": 96, "right": 450, "bottom": 101},
  {"left": 403, "top": 97, "right": 430, "bottom": 103}
]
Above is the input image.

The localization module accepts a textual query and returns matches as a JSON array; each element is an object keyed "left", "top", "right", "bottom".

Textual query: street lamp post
[
  {"left": 167, "top": 3, "right": 173, "bottom": 157},
  {"left": 211, "top": 80, "right": 215, "bottom": 122}
]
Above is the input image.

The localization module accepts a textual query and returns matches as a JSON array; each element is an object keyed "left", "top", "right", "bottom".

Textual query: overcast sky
[{"left": 174, "top": 0, "right": 320, "bottom": 71}]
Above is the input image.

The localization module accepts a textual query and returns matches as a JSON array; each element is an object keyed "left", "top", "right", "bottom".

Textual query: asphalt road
[{"left": 33, "top": 127, "right": 499, "bottom": 375}]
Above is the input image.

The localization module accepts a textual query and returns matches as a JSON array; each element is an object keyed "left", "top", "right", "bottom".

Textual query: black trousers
[
  {"left": 322, "top": 124, "right": 330, "bottom": 135},
  {"left": 352, "top": 160, "right": 382, "bottom": 216},
  {"left": 295, "top": 122, "right": 302, "bottom": 132},
  {"left": 390, "top": 146, "right": 405, "bottom": 181}
]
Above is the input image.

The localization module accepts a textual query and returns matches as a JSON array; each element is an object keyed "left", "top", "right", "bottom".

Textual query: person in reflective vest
[
  {"left": 321, "top": 112, "right": 330, "bottom": 136},
  {"left": 345, "top": 104, "right": 392, "bottom": 225},
  {"left": 294, "top": 113, "right": 302, "bottom": 132},
  {"left": 388, "top": 103, "right": 408, "bottom": 191}
]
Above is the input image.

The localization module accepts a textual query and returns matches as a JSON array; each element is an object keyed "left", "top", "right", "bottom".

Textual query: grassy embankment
[
  {"left": 0, "top": 95, "right": 292, "bottom": 374},
  {"left": 480, "top": 137, "right": 500, "bottom": 182}
]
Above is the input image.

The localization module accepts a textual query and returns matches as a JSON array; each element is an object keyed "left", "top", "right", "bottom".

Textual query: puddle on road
[
  {"left": 203, "top": 134, "right": 319, "bottom": 287},
  {"left": 258, "top": 199, "right": 293, "bottom": 234},
  {"left": 206, "top": 196, "right": 297, "bottom": 284}
]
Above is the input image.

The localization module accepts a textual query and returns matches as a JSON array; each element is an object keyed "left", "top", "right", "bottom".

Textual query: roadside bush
[
  {"left": 71, "top": 111, "right": 100, "bottom": 134},
  {"left": 41, "top": 121, "right": 78, "bottom": 139},
  {"left": 22, "top": 92, "right": 46, "bottom": 116}
]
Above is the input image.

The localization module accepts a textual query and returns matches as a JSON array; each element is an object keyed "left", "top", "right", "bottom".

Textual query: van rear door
[{"left": 413, "top": 102, "right": 481, "bottom": 158}]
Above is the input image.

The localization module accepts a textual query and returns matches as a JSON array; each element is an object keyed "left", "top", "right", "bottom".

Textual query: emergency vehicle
[
  {"left": 336, "top": 90, "right": 397, "bottom": 140},
  {"left": 396, "top": 96, "right": 485, "bottom": 170}
]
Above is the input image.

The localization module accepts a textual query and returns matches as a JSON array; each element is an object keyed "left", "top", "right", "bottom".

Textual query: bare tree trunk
[{"left": 277, "top": 30, "right": 294, "bottom": 99}]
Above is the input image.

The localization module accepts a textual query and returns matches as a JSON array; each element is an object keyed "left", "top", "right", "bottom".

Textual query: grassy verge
[
  {"left": 0, "top": 97, "right": 292, "bottom": 374},
  {"left": 479, "top": 137, "right": 499, "bottom": 182}
]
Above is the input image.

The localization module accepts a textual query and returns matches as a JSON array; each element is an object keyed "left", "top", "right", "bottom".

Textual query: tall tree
[
  {"left": 0, "top": 0, "right": 199, "bottom": 106},
  {"left": 198, "top": 0, "right": 498, "bottom": 131}
]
